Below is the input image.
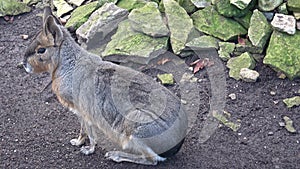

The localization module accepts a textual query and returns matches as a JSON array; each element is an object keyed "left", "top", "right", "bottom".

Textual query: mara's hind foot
[
  {"left": 80, "top": 145, "right": 95, "bottom": 155},
  {"left": 105, "top": 151, "right": 166, "bottom": 165}
]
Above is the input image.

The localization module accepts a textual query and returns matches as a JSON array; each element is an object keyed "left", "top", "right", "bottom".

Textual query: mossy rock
[
  {"left": 128, "top": 2, "right": 169, "bottom": 37},
  {"left": 102, "top": 20, "right": 168, "bottom": 62},
  {"left": 214, "top": 0, "right": 255, "bottom": 17},
  {"left": 0, "top": 0, "right": 31, "bottom": 17},
  {"left": 157, "top": 73, "right": 174, "bottom": 85},
  {"left": 227, "top": 52, "right": 256, "bottom": 80},
  {"left": 117, "top": 0, "right": 147, "bottom": 11},
  {"left": 248, "top": 9, "right": 273, "bottom": 49},
  {"left": 283, "top": 96, "right": 300, "bottom": 108},
  {"left": 163, "top": 0, "right": 193, "bottom": 54},
  {"left": 191, "top": 6, "right": 247, "bottom": 41},
  {"left": 263, "top": 31, "right": 300, "bottom": 80},
  {"left": 65, "top": 1, "right": 99, "bottom": 29},
  {"left": 287, "top": 0, "right": 300, "bottom": 12}
]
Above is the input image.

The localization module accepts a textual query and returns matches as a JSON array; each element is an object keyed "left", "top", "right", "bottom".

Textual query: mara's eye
[{"left": 37, "top": 48, "right": 46, "bottom": 54}]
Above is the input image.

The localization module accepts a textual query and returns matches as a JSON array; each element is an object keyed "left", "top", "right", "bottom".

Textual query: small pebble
[
  {"left": 21, "top": 34, "right": 29, "bottom": 40},
  {"left": 268, "top": 131, "right": 274, "bottom": 136},
  {"left": 270, "top": 91, "right": 276, "bottom": 96},
  {"left": 228, "top": 93, "right": 236, "bottom": 100},
  {"left": 278, "top": 73, "right": 286, "bottom": 79},
  {"left": 17, "top": 62, "right": 24, "bottom": 69},
  {"left": 181, "top": 99, "right": 187, "bottom": 105},
  {"left": 60, "top": 15, "right": 70, "bottom": 25},
  {"left": 279, "top": 122, "right": 285, "bottom": 127}
]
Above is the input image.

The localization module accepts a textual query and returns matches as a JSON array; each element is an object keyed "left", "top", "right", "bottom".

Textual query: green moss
[
  {"left": 157, "top": 73, "right": 174, "bottom": 85},
  {"left": 117, "top": 0, "right": 147, "bottom": 11},
  {"left": 65, "top": 1, "right": 98, "bottom": 29}
]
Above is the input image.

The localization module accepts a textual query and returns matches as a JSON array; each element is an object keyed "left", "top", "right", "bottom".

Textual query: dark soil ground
[{"left": 1, "top": 9, "right": 300, "bottom": 169}]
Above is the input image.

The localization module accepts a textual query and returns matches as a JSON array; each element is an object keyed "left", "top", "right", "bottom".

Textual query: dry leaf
[
  {"left": 238, "top": 35, "right": 246, "bottom": 46},
  {"left": 157, "top": 58, "right": 171, "bottom": 65},
  {"left": 190, "top": 58, "right": 214, "bottom": 74}
]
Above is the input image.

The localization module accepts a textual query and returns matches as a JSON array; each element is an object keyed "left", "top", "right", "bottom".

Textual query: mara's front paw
[
  {"left": 80, "top": 146, "right": 95, "bottom": 155},
  {"left": 70, "top": 138, "right": 84, "bottom": 146}
]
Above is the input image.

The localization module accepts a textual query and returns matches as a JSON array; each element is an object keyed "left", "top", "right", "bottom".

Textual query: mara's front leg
[
  {"left": 70, "top": 117, "right": 87, "bottom": 146},
  {"left": 80, "top": 123, "right": 97, "bottom": 155}
]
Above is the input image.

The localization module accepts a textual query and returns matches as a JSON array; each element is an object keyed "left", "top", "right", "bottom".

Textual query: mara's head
[{"left": 23, "top": 7, "right": 63, "bottom": 73}]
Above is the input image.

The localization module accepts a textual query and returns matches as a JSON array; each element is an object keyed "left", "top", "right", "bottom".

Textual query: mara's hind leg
[
  {"left": 105, "top": 139, "right": 166, "bottom": 165},
  {"left": 80, "top": 123, "right": 97, "bottom": 155},
  {"left": 70, "top": 117, "right": 87, "bottom": 146}
]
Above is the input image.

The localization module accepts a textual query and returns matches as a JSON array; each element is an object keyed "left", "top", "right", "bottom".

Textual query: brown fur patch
[
  {"left": 52, "top": 78, "right": 74, "bottom": 109},
  {"left": 27, "top": 56, "right": 50, "bottom": 73}
]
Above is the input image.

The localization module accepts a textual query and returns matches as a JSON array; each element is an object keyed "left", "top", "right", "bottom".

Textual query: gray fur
[{"left": 23, "top": 7, "right": 188, "bottom": 165}]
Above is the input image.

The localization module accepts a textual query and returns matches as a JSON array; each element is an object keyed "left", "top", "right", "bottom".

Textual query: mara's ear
[
  {"left": 43, "top": 6, "right": 52, "bottom": 23},
  {"left": 43, "top": 6, "right": 62, "bottom": 25},
  {"left": 43, "top": 15, "right": 63, "bottom": 46}
]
